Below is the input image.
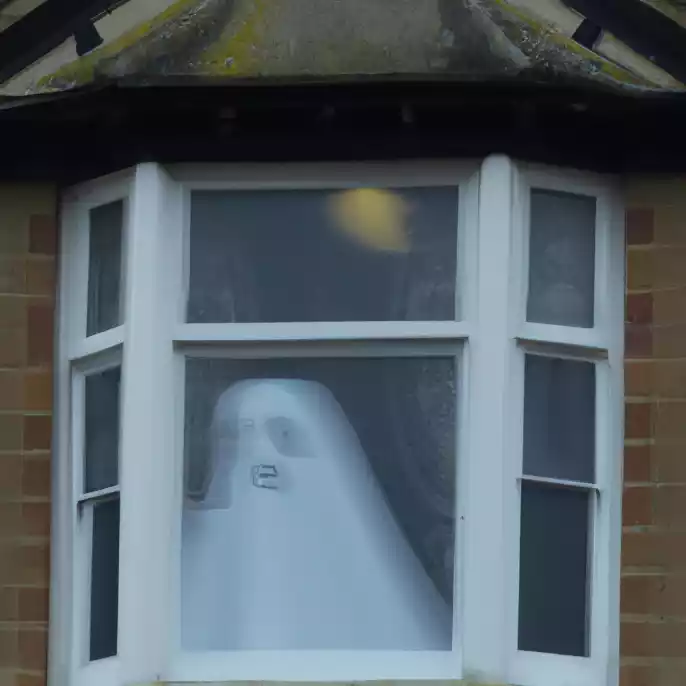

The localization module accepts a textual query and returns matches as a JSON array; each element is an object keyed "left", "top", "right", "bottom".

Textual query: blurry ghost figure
[{"left": 182, "top": 379, "right": 452, "bottom": 651}]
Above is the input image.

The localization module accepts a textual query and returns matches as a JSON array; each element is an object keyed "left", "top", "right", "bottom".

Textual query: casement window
[{"left": 52, "top": 157, "right": 624, "bottom": 686}]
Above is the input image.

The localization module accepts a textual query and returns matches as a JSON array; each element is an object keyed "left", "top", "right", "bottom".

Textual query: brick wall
[
  {"left": 0, "top": 185, "right": 57, "bottom": 686},
  {"left": 622, "top": 179, "right": 686, "bottom": 686}
]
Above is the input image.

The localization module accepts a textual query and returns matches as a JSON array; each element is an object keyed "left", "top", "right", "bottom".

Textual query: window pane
[
  {"left": 523, "top": 355, "right": 595, "bottom": 483},
  {"left": 182, "top": 357, "right": 456, "bottom": 651},
  {"left": 84, "top": 367, "right": 121, "bottom": 493},
  {"left": 89, "top": 497, "right": 120, "bottom": 661},
  {"left": 527, "top": 190, "right": 596, "bottom": 328},
  {"left": 518, "top": 483, "right": 590, "bottom": 657},
  {"left": 87, "top": 200, "right": 124, "bottom": 336},
  {"left": 187, "top": 187, "right": 459, "bottom": 323}
]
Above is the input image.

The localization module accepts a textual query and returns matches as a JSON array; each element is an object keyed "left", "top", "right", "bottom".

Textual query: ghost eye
[{"left": 265, "top": 416, "right": 311, "bottom": 457}]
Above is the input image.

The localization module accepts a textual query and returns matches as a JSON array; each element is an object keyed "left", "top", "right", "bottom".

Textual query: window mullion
[
  {"left": 461, "top": 154, "right": 516, "bottom": 681},
  {"left": 118, "top": 163, "right": 181, "bottom": 683},
  {"left": 48, "top": 195, "right": 81, "bottom": 686},
  {"left": 600, "top": 187, "right": 626, "bottom": 686}
]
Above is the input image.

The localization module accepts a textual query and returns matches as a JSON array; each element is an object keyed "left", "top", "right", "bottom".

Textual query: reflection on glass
[
  {"left": 187, "top": 187, "right": 459, "bottom": 323},
  {"left": 84, "top": 367, "right": 121, "bottom": 493},
  {"left": 182, "top": 357, "right": 456, "bottom": 651},
  {"left": 518, "top": 482, "right": 590, "bottom": 657},
  {"left": 527, "top": 190, "right": 596, "bottom": 328},
  {"left": 523, "top": 355, "right": 595, "bottom": 483},
  {"left": 87, "top": 201, "right": 124, "bottom": 336},
  {"left": 329, "top": 188, "right": 410, "bottom": 253}
]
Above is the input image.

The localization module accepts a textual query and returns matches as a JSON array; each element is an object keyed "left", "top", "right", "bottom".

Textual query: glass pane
[
  {"left": 527, "top": 190, "right": 596, "bottom": 328},
  {"left": 518, "top": 483, "right": 590, "bottom": 656},
  {"left": 187, "top": 187, "right": 459, "bottom": 323},
  {"left": 89, "top": 497, "right": 120, "bottom": 661},
  {"left": 523, "top": 355, "right": 595, "bottom": 483},
  {"left": 84, "top": 367, "right": 121, "bottom": 493},
  {"left": 182, "top": 357, "right": 456, "bottom": 651},
  {"left": 87, "top": 200, "right": 124, "bottom": 336}
]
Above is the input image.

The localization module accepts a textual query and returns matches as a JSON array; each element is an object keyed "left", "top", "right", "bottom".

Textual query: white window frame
[{"left": 50, "top": 156, "right": 624, "bottom": 686}]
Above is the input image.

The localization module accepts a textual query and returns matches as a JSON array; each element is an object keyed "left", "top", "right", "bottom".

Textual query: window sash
[
  {"left": 174, "top": 161, "right": 479, "bottom": 332},
  {"left": 51, "top": 157, "right": 624, "bottom": 686},
  {"left": 505, "top": 164, "right": 624, "bottom": 686},
  {"left": 61, "top": 171, "right": 132, "bottom": 354}
]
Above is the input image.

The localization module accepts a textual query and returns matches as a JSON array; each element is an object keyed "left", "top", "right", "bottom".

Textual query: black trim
[
  {"left": 0, "top": 0, "right": 130, "bottom": 83},
  {"left": 563, "top": 0, "right": 686, "bottom": 82},
  {"left": 1, "top": 79, "right": 686, "bottom": 181},
  {"left": 572, "top": 19, "right": 603, "bottom": 51}
]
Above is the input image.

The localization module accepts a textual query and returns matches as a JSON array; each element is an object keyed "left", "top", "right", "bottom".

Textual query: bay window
[{"left": 51, "top": 156, "right": 624, "bottom": 686}]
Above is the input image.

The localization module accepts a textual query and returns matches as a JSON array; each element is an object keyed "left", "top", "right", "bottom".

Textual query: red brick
[
  {"left": 626, "top": 293, "right": 654, "bottom": 325},
  {"left": 21, "top": 458, "right": 50, "bottom": 499},
  {"left": 23, "top": 374, "right": 52, "bottom": 413},
  {"left": 620, "top": 664, "right": 653, "bottom": 686},
  {"left": 621, "top": 620, "right": 686, "bottom": 657},
  {"left": 0, "top": 629, "right": 18, "bottom": 668},
  {"left": 0, "top": 504, "right": 22, "bottom": 538},
  {"left": 26, "top": 304, "right": 53, "bottom": 367},
  {"left": 623, "top": 486, "right": 653, "bottom": 526},
  {"left": 625, "top": 445, "right": 652, "bottom": 483},
  {"left": 626, "top": 403, "right": 653, "bottom": 440},
  {"left": 654, "top": 324, "right": 686, "bottom": 358},
  {"left": 627, "top": 208, "right": 655, "bottom": 246},
  {"left": 0, "top": 328, "right": 26, "bottom": 368},
  {"left": 627, "top": 250, "right": 654, "bottom": 291},
  {"left": 622, "top": 530, "right": 686, "bottom": 569},
  {"left": 0, "top": 544, "right": 50, "bottom": 586},
  {"left": 0, "top": 372, "right": 24, "bottom": 411},
  {"left": 619, "top": 663, "right": 686, "bottom": 686},
  {"left": 654, "top": 287, "right": 686, "bottom": 325},
  {"left": 626, "top": 325, "right": 653, "bottom": 358},
  {"left": 21, "top": 504, "right": 50, "bottom": 538},
  {"left": 18, "top": 629, "right": 46, "bottom": 671},
  {"left": 655, "top": 486, "right": 686, "bottom": 528},
  {"left": 17, "top": 588, "right": 48, "bottom": 623},
  {"left": 0, "top": 259, "right": 25, "bottom": 294},
  {"left": 27, "top": 216, "right": 56, "bottom": 256},
  {"left": 622, "top": 574, "right": 686, "bottom": 616},
  {"left": 0, "top": 296, "right": 26, "bottom": 328},
  {"left": 0, "top": 416, "right": 22, "bottom": 451},
  {"left": 625, "top": 362, "right": 653, "bottom": 397},
  {"left": 655, "top": 205, "right": 686, "bottom": 247},
  {"left": 24, "top": 261, "right": 54, "bottom": 298},
  {"left": 0, "top": 454, "right": 22, "bottom": 497},
  {"left": 16, "top": 674, "right": 47, "bottom": 686},
  {"left": 654, "top": 444, "right": 686, "bottom": 483},
  {"left": 22, "top": 417, "right": 51, "bottom": 451},
  {"left": 0, "top": 588, "right": 17, "bottom": 622},
  {"left": 655, "top": 404, "right": 686, "bottom": 443},
  {"left": 654, "top": 360, "right": 686, "bottom": 398},
  {"left": 654, "top": 248, "right": 686, "bottom": 289}
]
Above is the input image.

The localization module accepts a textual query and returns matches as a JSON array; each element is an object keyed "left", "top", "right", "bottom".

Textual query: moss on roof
[{"left": 31, "top": 0, "right": 684, "bottom": 94}]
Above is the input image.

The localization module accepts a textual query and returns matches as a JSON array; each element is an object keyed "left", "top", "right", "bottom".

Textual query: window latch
[{"left": 251, "top": 464, "right": 280, "bottom": 490}]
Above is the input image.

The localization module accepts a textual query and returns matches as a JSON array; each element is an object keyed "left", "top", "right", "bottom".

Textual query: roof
[{"left": 0, "top": 0, "right": 685, "bottom": 96}]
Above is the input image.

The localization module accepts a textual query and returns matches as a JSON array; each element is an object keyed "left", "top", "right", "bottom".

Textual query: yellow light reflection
[{"left": 328, "top": 188, "right": 410, "bottom": 253}]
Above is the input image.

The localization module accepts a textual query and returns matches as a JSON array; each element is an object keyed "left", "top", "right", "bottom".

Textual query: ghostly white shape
[{"left": 181, "top": 379, "right": 452, "bottom": 651}]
